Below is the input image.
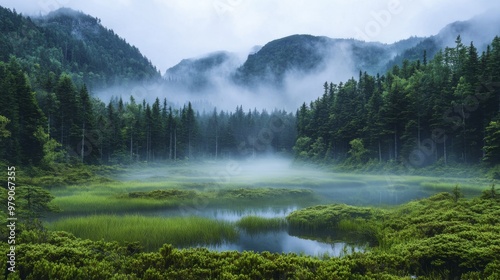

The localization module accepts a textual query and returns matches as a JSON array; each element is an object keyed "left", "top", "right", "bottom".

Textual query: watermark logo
[
  {"left": 213, "top": 0, "right": 244, "bottom": 17},
  {"left": 354, "top": 0, "right": 403, "bottom": 41}
]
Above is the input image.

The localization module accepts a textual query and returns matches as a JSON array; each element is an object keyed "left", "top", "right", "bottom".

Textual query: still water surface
[{"left": 150, "top": 206, "right": 365, "bottom": 256}]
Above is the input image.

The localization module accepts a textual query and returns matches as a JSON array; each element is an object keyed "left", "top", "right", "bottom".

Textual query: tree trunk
[
  {"left": 81, "top": 124, "right": 85, "bottom": 163},
  {"left": 47, "top": 115, "right": 51, "bottom": 140},
  {"left": 60, "top": 113, "right": 64, "bottom": 146},
  {"left": 394, "top": 125, "right": 398, "bottom": 160},
  {"left": 169, "top": 131, "right": 172, "bottom": 160},
  {"left": 378, "top": 140, "right": 382, "bottom": 163},
  {"left": 215, "top": 131, "right": 218, "bottom": 160},
  {"left": 174, "top": 128, "right": 177, "bottom": 161},
  {"left": 130, "top": 130, "right": 133, "bottom": 161},
  {"left": 444, "top": 137, "right": 447, "bottom": 166},
  {"left": 417, "top": 116, "right": 421, "bottom": 149},
  {"left": 461, "top": 104, "right": 467, "bottom": 163}
]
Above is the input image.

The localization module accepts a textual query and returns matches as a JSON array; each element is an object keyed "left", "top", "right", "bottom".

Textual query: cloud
[{"left": 0, "top": 0, "right": 498, "bottom": 73}]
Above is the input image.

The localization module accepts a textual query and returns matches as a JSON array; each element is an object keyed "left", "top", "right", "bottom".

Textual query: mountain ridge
[
  {"left": 0, "top": 6, "right": 160, "bottom": 90},
  {"left": 165, "top": 12, "right": 500, "bottom": 91}
]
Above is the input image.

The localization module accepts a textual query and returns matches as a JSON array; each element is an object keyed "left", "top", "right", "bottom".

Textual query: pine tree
[
  {"left": 484, "top": 120, "right": 500, "bottom": 164},
  {"left": 0, "top": 116, "right": 10, "bottom": 138},
  {"left": 7, "top": 59, "right": 46, "bottom": 164},
  {"left": 54, "top": 74, "right": 78, "bottom": 149},
  {"left": 78, "top": 85, "right": 98, "bottom": 163},
  {"left": 381, "top": 75, "right": 408, "bottom": 161},
  {"left": 151, "top": 98, "right": 162, "bottom": 160}
]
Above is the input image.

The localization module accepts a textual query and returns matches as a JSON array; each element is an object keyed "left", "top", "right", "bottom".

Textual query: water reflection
[
  {"left": 202, "top": 230, "right": 364, "bottom": 256},
  {"left": 151, "top": 206, "right": 299, "bottom": 222}
]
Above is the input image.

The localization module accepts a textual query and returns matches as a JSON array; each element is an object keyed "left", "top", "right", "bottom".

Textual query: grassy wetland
[
  {"left": 3, "top": 159, "right": 499, "bottom": 279},
  {"left": 41, "top": 159, "right": 496, "bottom": 255}
]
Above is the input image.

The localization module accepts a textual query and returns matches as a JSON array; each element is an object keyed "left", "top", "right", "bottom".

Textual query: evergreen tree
[
  {"left": 484, "top": 120, "right": 500, "bottom": 164},
  {"left": 0, "top": 59, "right": 46, "bottom": 164}
]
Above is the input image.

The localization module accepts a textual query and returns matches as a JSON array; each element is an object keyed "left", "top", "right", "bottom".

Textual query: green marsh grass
[
  {"left": 48, "top": 165, "right": 493, "bottom": 216},
  {"left": 420, "top": 180, "right": 492, "bottom": 196},
  {"left": 236, "top": 216, "right": 287, "bottom": 233},
  {"left": 48, "top": 215, "right": 238, "bottom": 251},
  {"left": 52, "top": 193, "right": 177, "bottom": 214},
  {"left": 52, "top": 185, "right": 318, "bottom": 214}
]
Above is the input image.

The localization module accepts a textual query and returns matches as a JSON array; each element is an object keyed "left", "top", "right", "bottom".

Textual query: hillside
[
  {"left": 385, "top": 11, "right": 500, "bottom": 72},
  {"left": 164, "top": 51, "right": 240, "bottom": 91},
  {"left": 232, "top": 35, "right": 424, "bottom": 88},
  {"left": 165, "top": 35, "right": 421, "bottom": 90},
  {"left": 0, "top": 6, "right": 160, "bottom": 90},
  {"left": 165, "top": 12, "right": 500, "bottom": 91}
]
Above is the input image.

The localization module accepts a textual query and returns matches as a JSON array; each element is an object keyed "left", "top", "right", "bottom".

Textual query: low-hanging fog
[
  {"left": 114, "top": 157, "right": 485, "bottom": 207},
  {"left": 93, "top": 8, "right": 500, "bottom": 112},
  {"left": 94, "top": 38, "right": 360, "bottom": 112},
  {"left": 87, "top": 9, "right": 498, "bottom": 210}
]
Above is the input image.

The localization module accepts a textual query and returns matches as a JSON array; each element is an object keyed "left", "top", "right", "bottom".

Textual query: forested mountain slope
[
  {"left": 166, "top": 12, "right": 500, "bottom": 92},
  {"left": 0, "top": 6, "right": 160, "bottom": 90},
  {"left": 294, "top": 36, "right": 500, "bottom": 168}
]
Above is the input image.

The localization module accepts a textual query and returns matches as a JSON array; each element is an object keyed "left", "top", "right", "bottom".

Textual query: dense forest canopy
[
  {"left": 0, "top": 4, "right": 499, "bottom": 171},
  {"left": 0, "top": 6, "right": 160, "bottom": 91},
  {"left": 295, "top": 36, "right": 500, "bottom": 168},
  {"left": 0, "top": 58, "right": 297, "bottom": 166}
]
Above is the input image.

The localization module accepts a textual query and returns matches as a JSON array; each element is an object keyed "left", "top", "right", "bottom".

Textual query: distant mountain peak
[
  {"left": 164, "top": 11, "right": 499, "bottom": 93},
  {"left": 164, "top": 51, "right": 241, "bottom": 91},
  {"left": 44, "top": 7, "right": 87, "bottom": 19}
]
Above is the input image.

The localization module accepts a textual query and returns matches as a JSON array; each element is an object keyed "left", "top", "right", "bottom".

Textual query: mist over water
[
  {"left": 115, "top": 157, "right": 484, "bottom": 207},
  {"left": 47, "top": 156, "right": 490, "bottom": 256}
]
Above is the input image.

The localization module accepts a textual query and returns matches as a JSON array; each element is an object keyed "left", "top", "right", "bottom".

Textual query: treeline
[
  {"left": 0, "top": 57, "right": 296, "bottom": 166},
  {"left": 0, "top": 6, "right": 160, "bottom": 90},
  {"left": 295, "top": 36, "right": 500, "bottom": 167}
]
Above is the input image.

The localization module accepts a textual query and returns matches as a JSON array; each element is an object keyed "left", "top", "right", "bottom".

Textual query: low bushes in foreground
[
  {"left": 4, "top": 188, "right": 500, "bottom": 279},
  {"left": 3, "top": 227, "right": 500, "bottom": 280}
]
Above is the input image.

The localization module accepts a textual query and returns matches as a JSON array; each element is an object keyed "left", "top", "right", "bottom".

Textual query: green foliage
[
  {"left": 480, "top": 184, "right": 498, "bottom": 200},
  {"left": 451, "top": 184, "right": 463, "bottom": 202},
  {"left": 235, "top": 216, "right": 287, "bottom": 234},
  {"left": 348, "top": 138, "right": 368, "bottom": 165},
  {"left": 287, "top": 204, "right": 380, "bottom": 231},
  {"left": 0, "top": 59, "right": 46, "bottom": 165},
  {"left": 2, "top": 189, "right": 500, "bottom": 279},
  {"left": 40, "top": 137, "right": 66, "bottom": 167},
  {"left": 127, "top": 189, "right": 197, "bottom": 200},
  {"left": 0, "top": 184, "right": 59, "bottom": 241},
  {"left": 293, "top": 136, "right": 312, "bottom": 160},
  {"left": 0, "top": 6, "right": 159, "bottom": 89},
  {"left": 28, "top": 164, "right": 114, "bottom": 187},
  {"left": 52, "top": 185, "right": 316, "bottom": 215},
  {"left": 486, "top": 164, "right": 500, "bottom": 180},
  {"left": 15, "top": 185, "right": 60, "bottom": 222},
  {"left": 294, "top": 36, "right": 500, "bottom": 172},
  {"left": 216, "top": 188, "right": 313, "bottom": 201},
  {"left": 0, "top": 115, "right": 10, "bottom": 138},
  {"left": 48, "top": 215, "right": 238, "bottom": 251}
]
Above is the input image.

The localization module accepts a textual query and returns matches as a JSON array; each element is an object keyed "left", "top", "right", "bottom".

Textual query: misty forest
[{"left": 1, "top": 6, "right": 500, "bottom": 280}]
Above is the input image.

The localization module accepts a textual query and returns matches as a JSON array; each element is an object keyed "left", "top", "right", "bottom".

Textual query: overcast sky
[{"left": 1, "top": 0, "right": 499, "bottom": 72}]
